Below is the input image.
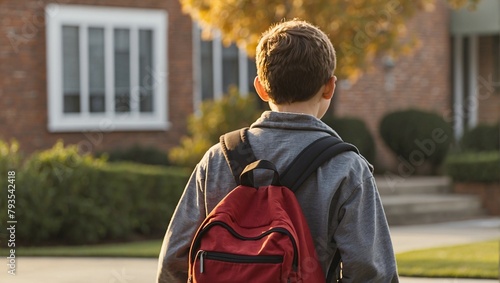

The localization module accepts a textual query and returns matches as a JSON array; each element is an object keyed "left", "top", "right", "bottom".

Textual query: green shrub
[
  {"left": 170, "top": 88, "right": 261, "bottom": 168},
  {"left": 461, "top": 123, "right": 499, "bottom": 152},
  {"left": 98, "top": 144, "right": 170, "bottom": 166},
  {"left": 379, "top": 109, "right": 453, "bottom": 170},
  {"left": 322, "top": 116, "right": 376, "bottom": 164},
  {"left": 18, "top": 141, "right": 107, "bottom": 245},
  {"left": 0, "top": 140, "right": 21, "bottom": 171},
  {"left": 5, "top": 141, "right": 190, "bottom": 246},
  {"left": 0, "top": 140, "right": 22, "bottom": 227},
  {"left": 94, "top": 162, "right": 188, "bottom": 237},
  {"left": 445, "top": 151, "right": 500, "bottom": 182}
]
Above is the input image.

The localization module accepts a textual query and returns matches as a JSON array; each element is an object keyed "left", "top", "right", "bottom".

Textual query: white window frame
[{"left": 46, "top": 4, "right": 169, "bottom": 132}]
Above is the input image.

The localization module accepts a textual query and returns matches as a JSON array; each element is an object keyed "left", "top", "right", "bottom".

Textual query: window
[
  {"left": 46, "top": 4, "right": 168, "bottom": 132},
  {"left": 193, "top": 25, "right": 257, "bottom": 108}
]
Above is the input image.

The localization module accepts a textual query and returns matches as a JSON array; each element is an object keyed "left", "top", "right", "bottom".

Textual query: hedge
[
  {"left": 96, "top": 144, "right": 171, "bottom": 166},
  {"left": 461, "top": 123, "right": 499, "bottom": 152},
  {"left": 322, "top": 116, "right": 376, "bottom": 164},
  {"left": 380, "top": 108, "right": 453, "bottom": 169},
  {"left": 95, "top": 162, "right": 188, "bottom": 237},
  {"left": 445, "top": 151, "right": 500, "bottom": 183},
  {"left": 0, "top": 141, "right": 190, "bottom": 246}
]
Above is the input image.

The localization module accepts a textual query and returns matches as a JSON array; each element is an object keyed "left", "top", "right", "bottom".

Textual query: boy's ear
[
  {"left": 322, "top": 76, "right": 336, "bottom": 100},
  {"left": 254, "top": 76, "right": 270, "bottom": 102}
]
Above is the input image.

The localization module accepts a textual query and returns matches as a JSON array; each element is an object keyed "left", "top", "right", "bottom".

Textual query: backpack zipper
[
  {"left": 191, "top": 221, "right": 299, "bottom": 271},
  {"left": 196, "top": 250, "right": 283, "bottom": 273}
]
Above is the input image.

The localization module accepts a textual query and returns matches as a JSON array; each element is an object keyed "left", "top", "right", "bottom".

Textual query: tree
[
  {"left": 181, "top": 0, "right": 479, "bottom": 80},
  {"left": 169, "top": 88, "right": 261, "bottom": 168}
]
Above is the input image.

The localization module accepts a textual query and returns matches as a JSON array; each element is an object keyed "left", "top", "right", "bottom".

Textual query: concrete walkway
[
  {"left": 391, "top": 217, "right": 500, "bottom": 253},
  {"left": 1, "top": 218, "right": 499, "bottom": 283}
]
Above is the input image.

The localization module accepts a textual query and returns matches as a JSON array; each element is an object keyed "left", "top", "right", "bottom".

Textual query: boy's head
[{"left": 255, "top": 19, "right": 336, "bottom": 105}]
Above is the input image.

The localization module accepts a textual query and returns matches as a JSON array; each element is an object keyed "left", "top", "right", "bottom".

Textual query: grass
[
  {"left": 396, "top": 240, "right": 500, "bottom": 279},
  {"left": 1, "top": 240, "right": 162, "bottom": 258}
]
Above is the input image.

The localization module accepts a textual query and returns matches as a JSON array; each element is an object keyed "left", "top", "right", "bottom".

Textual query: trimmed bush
[
  {"left": 170, "top": 88, "right": 261, "bottom": 168},
  {"left": 322, "top": 116, "right": 376, "bottom": 164},
  {"left": 461, "top": 123, "right": 499, "bottom": 152},
  {"left": 445, "top": 151, "right": 500, "bottom": 183},
  {"left": 380, "top": 109, "right": 453, "bottom": 170},
  {"left": 97, "top": 144, "right": 170, "bottom": 166},
  {"left": 1, "top": 141, "right": 190, "bottom": 246},
  {"left": 95, "top": 162, "right": 188, "bottom": 237}
]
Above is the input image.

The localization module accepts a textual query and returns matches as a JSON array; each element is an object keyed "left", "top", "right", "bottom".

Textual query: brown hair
[{"left": 256, "top": 19, "right": 336, "bottom": 104}]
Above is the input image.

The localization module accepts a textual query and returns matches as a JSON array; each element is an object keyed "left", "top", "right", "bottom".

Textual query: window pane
[
  {"left": 222, "top": 44, "right": 239, "bottom": 94},
  {"left": 139, "top": 29, "right": 153, "bottom": 113},
  {"left": 201, "top": 40, "right": 214, "bottom": 100},
  {"left": 114, "top": 28, "right": 130, "bottom": 113},
  {"left": 88, "top": 27, "right": 105, "bottom": 113},
  {"left": 62, "top": 25, "right": 80, "bottom": 113}
]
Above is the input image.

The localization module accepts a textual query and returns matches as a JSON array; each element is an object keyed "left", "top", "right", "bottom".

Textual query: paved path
[
  {"left": 1, "top": 218, "right": 499, "bottom": 283},
  {"left": 1, "top": 257, "right": 157, "bottom": 283},
  {"left": 391, "top": 217, "right": 500, "bottom": 253}
]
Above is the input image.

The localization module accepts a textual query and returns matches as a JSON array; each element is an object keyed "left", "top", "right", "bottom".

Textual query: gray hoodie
[{"left": 157, "top": 111, "right": 399, "bottom": 282}]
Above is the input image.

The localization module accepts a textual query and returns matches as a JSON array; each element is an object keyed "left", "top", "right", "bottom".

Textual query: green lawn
[
  {"left": 396, "top": 240, "right": 500, "bottom": 279},
  {"left": 1, "top": 240, "right": 162, "bottom": 258}
]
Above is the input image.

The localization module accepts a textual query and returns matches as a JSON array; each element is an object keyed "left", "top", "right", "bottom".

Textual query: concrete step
[
  {"left": 376, "top": 176, "right": 452, "bottom": 196},
  {"left": 381, "top": 194, "right": 485, "bottom": 226},
  {"left": 373, "top": 176, "right": 488, "bottom": 225}
]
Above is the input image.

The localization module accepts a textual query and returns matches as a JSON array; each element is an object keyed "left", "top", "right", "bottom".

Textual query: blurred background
[{"left": 0, "top": 0, "right": 499, "bottom": 281}]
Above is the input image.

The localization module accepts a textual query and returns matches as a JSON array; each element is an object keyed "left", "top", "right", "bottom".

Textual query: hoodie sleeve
[
  {"left": 156, "top": 164, "right": 206, "bottom": 283},
  {"left": 334, "top": 176, "right": 399, "bottom": 282}
]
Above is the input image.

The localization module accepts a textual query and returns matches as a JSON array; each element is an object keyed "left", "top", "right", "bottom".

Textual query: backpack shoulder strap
[
  {"left": 281, "top": 136, "right": 359, "bottom": 192},
  {"left": 220, "top": 127, "right": 257, "bottom": 185},
  {"left": 280, "top": 135, "right": 358, "bottom": 283}
]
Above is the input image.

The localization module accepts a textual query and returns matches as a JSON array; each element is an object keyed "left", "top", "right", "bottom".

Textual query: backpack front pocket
[{"left": 193, "top": 250, "right": 285, "bottom": 283}]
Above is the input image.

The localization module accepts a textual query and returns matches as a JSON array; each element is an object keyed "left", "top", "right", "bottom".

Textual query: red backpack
[{"left": 187, "top": 128, "right": 357, "bottom": 283}]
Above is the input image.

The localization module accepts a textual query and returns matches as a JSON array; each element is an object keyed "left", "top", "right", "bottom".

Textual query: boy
[{"left": 157, "top": 19, "right": 399, "bottom": 282}]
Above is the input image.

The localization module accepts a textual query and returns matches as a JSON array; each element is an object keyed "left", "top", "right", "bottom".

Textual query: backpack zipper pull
[{"left": 197, "top": 250, "right": 207, "bottom": 273}]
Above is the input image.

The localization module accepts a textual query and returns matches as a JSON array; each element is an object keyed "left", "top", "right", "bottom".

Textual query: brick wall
[
  {"left": 333, "top": 1, "right": 452, "bottom": 171},
  {"left": 0, "top": 0, "right": 193, "bottom": 155}
]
